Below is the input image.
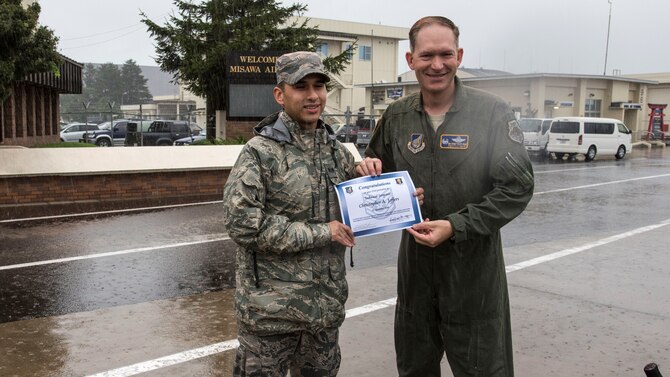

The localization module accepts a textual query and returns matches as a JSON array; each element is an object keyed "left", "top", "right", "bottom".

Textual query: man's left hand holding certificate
[{"left": 335, "top": 171, "right": 423, "bottom": 237}]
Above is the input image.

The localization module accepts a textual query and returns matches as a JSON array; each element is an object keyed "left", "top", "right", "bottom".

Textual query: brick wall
[
  {"left": 226, "top": 120, "right": 257, "bottom": 141},
  {"left": 1, "top": 82, "right": 61, "bottom": 147},
  {"left": 0, "top": 169, "right": 230, "bottom": 220}
]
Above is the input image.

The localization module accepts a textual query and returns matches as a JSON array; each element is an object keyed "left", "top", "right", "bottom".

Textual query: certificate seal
[{"left": 362, "top": 188, "right": 396, "bottom": 219}]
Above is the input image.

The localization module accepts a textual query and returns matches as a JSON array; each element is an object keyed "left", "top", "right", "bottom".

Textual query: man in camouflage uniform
[
  {"left": 363, "top": 17, "right": 534, "bottom": 377},
  {"left": 223, "top": 51, "right": 381, "bottom": 377}
]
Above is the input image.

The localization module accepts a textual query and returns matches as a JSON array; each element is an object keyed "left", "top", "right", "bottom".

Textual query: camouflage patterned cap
[{"left": 276, "top": 51, "right": 330, "bottom": 85}]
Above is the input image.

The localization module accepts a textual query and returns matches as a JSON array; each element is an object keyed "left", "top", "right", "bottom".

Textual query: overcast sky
[{"left": 39, "top": 0, "right": 668, "bottom": 76}]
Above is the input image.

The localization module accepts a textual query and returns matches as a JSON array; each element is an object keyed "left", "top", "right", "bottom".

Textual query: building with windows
[
  {"left": 362, "top": 69, "right": 667, "bottom": 140},
  {"left": 293, "top": 17, "right": 409, "bottom": 123},
  {"left": 1, "top": 55, "right": 83, "bottom": 147}
]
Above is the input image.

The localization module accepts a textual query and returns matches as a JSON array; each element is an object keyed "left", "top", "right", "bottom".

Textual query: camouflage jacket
[{"left": 223, "top": 111, "right": 357, "bottom": 335}]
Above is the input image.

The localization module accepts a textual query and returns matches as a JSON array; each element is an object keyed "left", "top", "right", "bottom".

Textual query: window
[
  {"left": 551, "top": 121, "right": 579, "bottom": 133},
  {"left": 584, "top": 99, "right": 601, "bottom": 117},
  {"left": 343, "top": 43, "right": 354, "bottom": 59},
  {"left": 372, "top": 89, "right": 385, "bottom": 104},
  {"left": 597, "top": 123, "right": 614, "bottom": 134},
  {"left": 519, "top": 119, "right": 542, "bottom": 132},
  {"left": 585, "top": 122, "right": 614, "bottom": 134},
  {"left": 315, "top": 42, "right": 328, "bottom": 57},
  {"left": 617, "top": 123, "right": 630, "bottom": 134},
  {"left": 359, "top": 45, "right": 371, "bottom": 61}
]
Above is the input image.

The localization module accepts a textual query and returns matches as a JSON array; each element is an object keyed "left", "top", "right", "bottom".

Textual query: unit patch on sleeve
[
  {"left": 507, "top": 120, "right": 524, "bottom": 144},
  {"left": 407, "top": 133, "right": 426, "bottom": 154},
  {"left": 440, "top": 134, "right": 469, "bottom": 150}
]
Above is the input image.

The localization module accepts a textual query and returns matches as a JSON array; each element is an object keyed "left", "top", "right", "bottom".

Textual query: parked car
[
  {"left": 80, "top": 120, "right": 152, "bottom": 147},
  {"left": 142, "top": 120, "right": 192, "bottom": 146},
  {"left": 334, "top": 123, "right": 358, "bottom": 144},
  {"left": 60, "top": 123, "right": 100, "bottom": 142},
  {"left": 174, "top": 129, "right": 207, "bottom": 145},
  {"left": 519, "top": 118, "right": 553, "bottom": 158},
  {"left": 546, "top": 117, "right": 632, "bottom": 161},
  {"left": 354, "top": 118, "right": 375, "bottom": 148},
  {"left": 330, "top": 123, "right": 344, "bottom": 135}
]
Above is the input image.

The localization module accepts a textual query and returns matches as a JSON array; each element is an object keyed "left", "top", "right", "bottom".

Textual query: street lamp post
[
  {"left": 603, "top": 0, "right": 613, "bottom": 75},
  {"left": 120, "top": 91, "right": 128, "bottom": 118},
  {"left": 108, "top": 101, "right": 115, "bottom": 146},
  {"left": 82, "top": 101, "right": 91, "bottom": 125}
]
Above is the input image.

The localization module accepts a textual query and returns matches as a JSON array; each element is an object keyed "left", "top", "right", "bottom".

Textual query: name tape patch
[{"left": 440, "top": 134, "right": 469, "bottom": 149}]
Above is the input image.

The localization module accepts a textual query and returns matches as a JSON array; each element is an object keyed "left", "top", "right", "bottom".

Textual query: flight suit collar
[{"left": 411, "top": 76, "right": 467, "bottom": 116}]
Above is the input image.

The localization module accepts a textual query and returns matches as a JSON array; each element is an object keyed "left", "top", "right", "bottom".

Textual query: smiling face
[
  {"left": 273, "top": 73, "right": 327, "bottom": 130},
  {"left": 406, "top": 23, "right": 463, "bottom": 96}
]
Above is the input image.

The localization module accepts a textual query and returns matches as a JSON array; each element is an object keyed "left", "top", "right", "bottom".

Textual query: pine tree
[
  {"left": 141, "top": 0, "right": 352, "bottom": 138},
  {"left": 60, "top": 62, "right": 153, "bottom": 121},
  {"left": 120, "top": 59, "right": 152, "bottom": 105},
  {"left": 0, "top": 0, "right": 61, "bottom": 102}
]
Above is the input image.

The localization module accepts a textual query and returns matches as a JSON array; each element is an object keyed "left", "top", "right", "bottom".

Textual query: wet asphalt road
[{"left": 1, "top": 147, "right": 669, "bottom": 376}]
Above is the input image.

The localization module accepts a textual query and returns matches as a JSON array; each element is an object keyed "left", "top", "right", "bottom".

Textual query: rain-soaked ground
[{"left": 1, "top": 147, "right": 669, "bottom": 376}]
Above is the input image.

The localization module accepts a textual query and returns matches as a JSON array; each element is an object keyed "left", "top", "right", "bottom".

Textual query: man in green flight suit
[{"left": 364, "top": 16, "right": 535, "bottom": 377}]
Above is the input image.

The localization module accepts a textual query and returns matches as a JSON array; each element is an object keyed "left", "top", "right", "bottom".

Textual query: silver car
[{"left": 60, "top": 123, "right": 100, "bottom": 142}]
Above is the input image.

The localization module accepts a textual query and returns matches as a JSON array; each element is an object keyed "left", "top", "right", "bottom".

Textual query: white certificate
[{"left": 335, "top": 171, "right": 423, "bottom": 237}]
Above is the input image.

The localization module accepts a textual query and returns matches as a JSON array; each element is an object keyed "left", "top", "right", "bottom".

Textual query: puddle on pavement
[{"left": 0, "top": 288, "right": 237, "bottom": 376}]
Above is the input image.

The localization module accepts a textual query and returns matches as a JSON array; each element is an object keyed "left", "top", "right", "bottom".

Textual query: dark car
[
  {"left": 354, "top": 118, "right": 375, "bottom": 148},
  {"left": 334, "top": 123, "right": 358, "bottom": 144}
]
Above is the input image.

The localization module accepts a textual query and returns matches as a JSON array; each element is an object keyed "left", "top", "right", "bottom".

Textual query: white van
[
  {"left": 519, "top": 118, "right": 553, "bottom": 158},
  {"left": 546, "top": 117, "right": 632, "bottom": 161}
]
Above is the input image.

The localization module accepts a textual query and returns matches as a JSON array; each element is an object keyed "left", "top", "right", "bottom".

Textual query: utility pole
[
  {"left": 603, "top": 0, "right": 613, "bottom": 75},
  {"left": 370, "top": 29, "right": 374, "bottom": 117}
]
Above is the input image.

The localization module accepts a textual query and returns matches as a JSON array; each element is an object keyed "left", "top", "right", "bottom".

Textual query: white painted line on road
[
  {"left": 534, "top": 173, "right": 670, "bottom": 195},
  {"left": 0, "top": 200, "right": 224, "bottom": 224},
  {"left": 505, "top": 218, "right": 670, "bottom": 273},
  {"left": 533, "top": 166, "right": 617, "bottom": 174},
  {"left": 86, "top": 339, "right": 240, "bottom": 377},
  {"left": 0, "top": 237, "right": 230, "bottom": 271},
  {"left": 84, "top": 218, "right": 670, "bottom": 377},
  {"left": 345, "top": 297, "right": 397, "bottom": 318},
  {"left": 85, "top": 299, "right": 398, "bottom": 377}
]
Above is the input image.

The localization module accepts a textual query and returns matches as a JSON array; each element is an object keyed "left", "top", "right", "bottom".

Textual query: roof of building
[
  {"left": 370, "top": 70, "right": 660, "bottom": 88},
  {"left": 297, "top": 17, "right": 409, "bottom": 40},
  {"left": 623, "top": 72, "right": 670, "bottom": 84},
  {"left": 462, "top": 72, "right": 658, "bottom": 85},
  {"left": 458, "top": 67, "right": 511, "bottom": 77}
]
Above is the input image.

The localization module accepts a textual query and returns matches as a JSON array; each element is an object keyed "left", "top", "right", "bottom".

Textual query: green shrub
[
  {"left": 192, "top": 136, "right": 247, "bottom": 145},
  {"left": 31, "top": 142, "right": 97, "bottom": 148}
]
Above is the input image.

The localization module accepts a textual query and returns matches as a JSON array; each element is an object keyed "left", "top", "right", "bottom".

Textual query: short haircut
[{"left": 409, "top": 16, "right": 460, "bottom": 52}]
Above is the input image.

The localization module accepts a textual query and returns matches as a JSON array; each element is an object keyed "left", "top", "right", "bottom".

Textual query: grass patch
[{"left": 192, "top": 136, "right": 247, "bottom": 145}]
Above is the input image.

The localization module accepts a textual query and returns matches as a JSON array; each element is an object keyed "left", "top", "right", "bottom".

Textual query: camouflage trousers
[{"left": 234, "top": 328, "right": 341, "bottom": 377}]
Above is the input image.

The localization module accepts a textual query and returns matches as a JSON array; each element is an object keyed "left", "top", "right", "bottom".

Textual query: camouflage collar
[{"left": 255, "top": 111, "right": 330, "bottom": 145}]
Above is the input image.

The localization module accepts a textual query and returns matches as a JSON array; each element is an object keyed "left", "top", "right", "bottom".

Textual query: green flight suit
[{"left": 366, "top": 77, "right": 534, "bottom": 377}]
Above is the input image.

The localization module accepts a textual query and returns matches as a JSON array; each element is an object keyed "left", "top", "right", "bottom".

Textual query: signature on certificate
[{"left": 361, "top": 188, "right": 397, "bottom": 219}]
